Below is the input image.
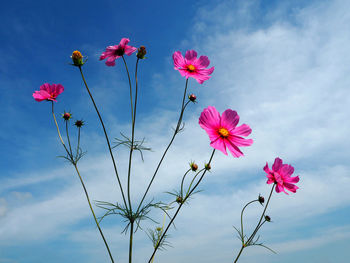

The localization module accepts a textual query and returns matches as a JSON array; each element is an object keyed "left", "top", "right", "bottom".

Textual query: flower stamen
[
  {"left": 187, "top": 64, "right": 196, "bottom": 72},
  {"left": 218, "top": 127, "right": 229, "bottom": 138}
]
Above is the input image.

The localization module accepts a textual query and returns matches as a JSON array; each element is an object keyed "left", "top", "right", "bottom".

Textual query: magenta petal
[
  {"left": 221, "top": 109, "right": 239, "bottom": 130},
  {"left": 226, "top": 140, "right": 244, "bottom": 158},
  {"left": 263, "top": 163, "right": 271, "bottom": 174},
  {"left": 125, "top": 46, "right": 137, "bottom": 56},
  {"left": 272, "top": 158, "right": 283, "bottom": 172},
  {"left": 284, "top": 175, "right": 300, "bottom": 183},
  {"left": 199, "top": 106, "right": 221, "bottom": 130},
  {"left": 173, "top": 51, "right": 186, "bottom": 69},
  {"left": 198, "top": 67, "right": 214, "bottom": 76},
  {"left": 119, "top": 38, "right": 130, "bottom": 46},
  {"left": 185, "top": 50, "right": 197, "bottom": 62},
  {"left": 275, "top": 184, "right": 288, "bottom": 194},
  {"left": 197, "top": 55, "right": 210, "bottom": 68},
  {"left": 281, "top": 164, "right": 294, "bottom": 177},
  {"left": 284, "top": 182, "right": 298, "bottom": 193},
  {"left": 230, "top": 135, "right": 253, "bottom": 147},
  {"left": 210, "top": 137, "right": 227, "bottom": 155},
  {"left": 193, "top": 74, "right": 211, "bottom": 84},
  {"left": 105, "top": 56, "right": 116, "bottom": 66},
  {"left": 234, "top": 124, "right": 252, "bottom": 136}
]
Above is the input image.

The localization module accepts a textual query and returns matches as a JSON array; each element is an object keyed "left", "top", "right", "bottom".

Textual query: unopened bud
[
  {"left": 205, "top": 163, "right": 211, "bottom": 171},
  {"left": 258, "top": 195, "right": 265, "bottom": 205},
  {"left": 74, "top": 120, "right": 84, "bottom": 127},
  {"left": 265, "top": 215, "right": 271, "bottom": 222},
  {"left": 190, "top": 162, "right": 198, "bottom": 171},
  {"left": 156, "top": 227, "right": 162, "bottom": 232},
  {"left": 137, "top": 46, "right": 146, "bottom": 59},
  {"left": 189, "top": 94, "right": 197, "bottom": 102},
  {"left": 176, "top": 196, "right": 183, "bottom": 204},
  {"left": 62, "top": 112, "right": 72, "bottom": 120},
  {"left": 71, "top": 50, "right": 85, "bottom": 66}
]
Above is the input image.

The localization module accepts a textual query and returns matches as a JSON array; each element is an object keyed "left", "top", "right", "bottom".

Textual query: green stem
[
  {"left": 136, "top": 79, "right": 190, "bottom": 215},
  {"left": 129, "top": 222, "right": 134, "bottom": 263},
  {"left": 180, "top": 169, "right": 191, "bottom": 198},
  {"left": 148, "top": 149, "right": 216, "bottom": 263},
  {"left": 233, "top": 184, "right": 275, "bottom": 263},
  {"left": 240, "top": 200, "right": 259, "bottom": 245},
  {"left": 51, "top": 103, "right": 115, "bottom": 263},
  {"left": 246, "top": 184, "right": 275, "bottom": 245},
  {"left": 185, "top": 168, "right": 206, "bottom": 198},
  {"left": 65, "top": 120, "right": 73, "bottom": 158},
  {"left": 78, "top": 66, "right": 128, "bottom": 210},
  {"left": 73, "top": 164, "right": 115, "bottom": 263},
  {"left": 75, "top": 127, "right": 81, "bottom": 160}
]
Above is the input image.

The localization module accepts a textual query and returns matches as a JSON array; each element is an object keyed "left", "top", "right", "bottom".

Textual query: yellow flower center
[
  {"left": 187, "top": 64, "right": 196, "bottom": 72},
  {"left": 218, "top": 128, "right": 229, "bottom": 137}
]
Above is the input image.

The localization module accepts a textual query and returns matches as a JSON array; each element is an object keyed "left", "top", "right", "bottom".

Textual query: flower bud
[
  {"left": 74, "top": 120, "right": 84, "bottom": 127},
  {"left": 176, "top": 196, "right": 183, "bottom": 204},
  {"left": 258, "top": 195, "right": 265, "bottom": 205},
  {"left": 205, "top": 163, "right": 211, "bottom": 171},
  {"left": 156, "top": 227, "right": 162, "bottom": 232},
  {"left": 62, "top": 112, "right": 72, "bottom": 120},
  {"left": 71, "top": 50, "right": 85, "bottom": 66},
  {"left": 265, "top": 215, "right": 271, "bottom": 222},
  {"left": 190, "top": 162, "right": 198, "bottom": 171},
  {"left": 137, "top": 46, "right": 146, "bottom": 59},
  {"left": 189, "top": 94, "right": 197, "bottom": 102}
]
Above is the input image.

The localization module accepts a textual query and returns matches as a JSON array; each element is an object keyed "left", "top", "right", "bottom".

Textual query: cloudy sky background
[{"left": 1, "top": 0, "right": 350, "bottom": 262}]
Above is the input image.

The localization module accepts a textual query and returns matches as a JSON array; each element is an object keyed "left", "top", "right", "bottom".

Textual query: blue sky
[{"left": 1, "top": 0, "right": 350, "bottom": 262}]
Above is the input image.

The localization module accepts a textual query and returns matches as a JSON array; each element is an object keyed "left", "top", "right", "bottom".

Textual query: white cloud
[{"left": 2, "top": 0, "right": 350, "bottom": 262}]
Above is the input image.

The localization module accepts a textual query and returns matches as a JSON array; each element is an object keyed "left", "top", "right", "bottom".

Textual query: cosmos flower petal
[
  {"left": 234, "top": 124, "right": 252, "bottom": 136},
  {"left": 100, "top": 38, "right": 136, "bottom": 66},
  {"left": 119, "top": 38, "right": 130, "bottom": 46},
  {"left": 185, "top": 50, "right": 198, "bottom": 61},
  {"left": 281, "top": 164, "right": 294, "bottom": 177},
  {"left": 173, "top": 50, "right": 214, "bottom": 84},
  {"left": 284, "top": 182, "right": 299, "bottom": 193},
  {"left": 33, "top": 83, "right": 64, "bottom": 102},
  {"left": 210, "top": 138, "right": 228, "bottom": 155},
  {"left": 221, "top": 109, "right": 239, "bottom": 130},
  {"left": 264, "top": 157, "right": 300, "bottom": 195},
  {"left": 125, "top": 46, "right": 138, "bottom": 56},
  {"left": 230, "top": 135, "right": 254, "bottom": 147},
  {"left": 272, "top": 157, "right": 283, "bottom": 172},
  {"left": 173, "top": 51, "right": 186, "bottom": 69},
  {"left": 199, "top": 106, "right": 253, "bottom": 158},
  {"left": 199, "top": 106, "right": 221, "bottom": 130},
  {"left": 197, "top": 55, "right": 210, "bottom": 68},
  {"left": 226, "top": 140, "right": 244, "bottom": 157}
]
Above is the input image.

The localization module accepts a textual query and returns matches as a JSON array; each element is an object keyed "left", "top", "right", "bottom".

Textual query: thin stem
[
  {"left": 234, "top": 246, "right": 244, "bottom": 263},
  {"left": 51, "top": 103, "right": 115, "bottom": 263},
  {"left": 129, "top": 222, "right": 134, "bottom": 263},
  {"left": 180, "top": 169, "right": 191, "bottom": 198},
  {"left": 148, "top": 149, "right": 216, "bottom": 263},
  {"left": 240, "top": 200, "right": 259, "bottom": 245},
  {"left": 76, "top": 127, "right": 81, "bottom": 160},
  {"left": 246, "top": 184, "right": 275, "bottom": 245},
  {"left": 51, "top": 102, "right": 69, "bottom": 154},
  {"left": 74, "top": 165, "right": 115, "bottom": 263},
  {"left": 185, "top": 168, "right": 206, "bottom": 197},
  {"left": 233, "top": 184, "right": 275, "bottom": 263},
  {"left": 137, "top": 79, "right": 190, "bottom": 214},
  {"left": 78, "top": 66, "right": 128, "bottom": 210},
  {"left": 65, "top": 120, "right": 73, "bottom": 158}
]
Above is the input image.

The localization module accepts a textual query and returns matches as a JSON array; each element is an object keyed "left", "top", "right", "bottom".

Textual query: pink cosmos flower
[
  {"left": 264, "top": 157, "right": 300, "bottom": 194},
  {"left": 100, "top": 38, "right": 137, "bottom": 66},
  {"left": 32, "top": 83, "right": 64, "bottom": 102},
  {"left": 173, "top": 50, "right": 214, "bottom": 84},
  {"left": 199, "top": 106, "right": 253, "bottom": 157}
]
